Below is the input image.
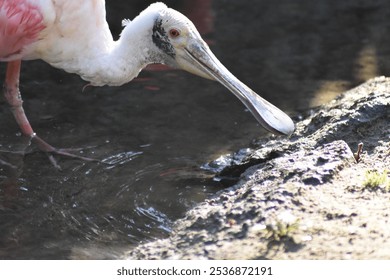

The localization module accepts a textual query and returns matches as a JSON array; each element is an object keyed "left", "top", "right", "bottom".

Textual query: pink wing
[{"left": 0, "top": 0, "right": 45, "bottom": 60}]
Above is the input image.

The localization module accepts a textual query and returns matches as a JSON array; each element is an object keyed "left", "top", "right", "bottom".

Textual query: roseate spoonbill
[{"left": 0, "top": 0, "right": 294, "bottom": 165}]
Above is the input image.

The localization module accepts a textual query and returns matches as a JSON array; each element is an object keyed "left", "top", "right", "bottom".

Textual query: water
[
  {"left": 1, "top": 0, "right": 389, "bottom": 259},
  {"left": 0, "top": 67, "right": 247, "bottom": 259}
]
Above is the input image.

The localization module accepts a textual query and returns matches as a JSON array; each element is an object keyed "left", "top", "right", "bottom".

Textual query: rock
[{"left": 125, "top": 77, "right": 390, "bottom": 259}]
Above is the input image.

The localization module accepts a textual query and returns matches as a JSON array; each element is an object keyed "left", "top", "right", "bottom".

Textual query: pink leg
[
  {"left": 4, "top": 61, "right": 34, "bottom": 136},
  {"left": 3, "top": 61, "right": 98, "bottom": 168}
]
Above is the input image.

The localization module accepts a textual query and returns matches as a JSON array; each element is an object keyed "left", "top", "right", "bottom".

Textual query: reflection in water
[
  {"left": 102, "top": 151, "right": 143, "bottom": 168},
  {"left": 1, "top": 0, "right": 390, "bottom": 259},
  {"left": 355, "top": 45, "right": 379, "bottom": 82}
]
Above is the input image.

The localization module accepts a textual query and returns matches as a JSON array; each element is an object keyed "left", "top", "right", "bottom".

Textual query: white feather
[{"left": 23, "top": 1, "right": 170, "bottom": 86}]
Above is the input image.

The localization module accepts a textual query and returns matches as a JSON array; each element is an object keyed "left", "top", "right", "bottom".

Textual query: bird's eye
[{"left": 169, "top": 28, "right": 180, "bottom": 38}]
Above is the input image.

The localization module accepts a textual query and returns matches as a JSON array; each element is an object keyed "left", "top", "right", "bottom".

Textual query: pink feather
[{"left": 0, "top": 0, "right": 45, "bottom": 59}]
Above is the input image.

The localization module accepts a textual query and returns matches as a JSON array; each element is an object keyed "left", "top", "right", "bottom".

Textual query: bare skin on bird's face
[{"left": 0, "top": 1, "right": 294, "bottom": 168}]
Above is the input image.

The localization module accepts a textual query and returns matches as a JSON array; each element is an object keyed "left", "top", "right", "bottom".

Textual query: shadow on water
[{"left": 1, "top": 0, "right": 390, "bottom": 259}]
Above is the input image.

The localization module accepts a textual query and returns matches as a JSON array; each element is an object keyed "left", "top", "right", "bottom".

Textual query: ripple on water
[
  {"left": 135, "top": 206, "right": 172, "bottom": 232},
  {"left": 101, "top": 151, "right": 143, "bottom": 169}
]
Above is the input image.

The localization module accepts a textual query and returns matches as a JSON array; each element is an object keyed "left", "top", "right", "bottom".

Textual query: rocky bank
[{"left": 125, "top": 77, "right": 390, "bottom": 259}]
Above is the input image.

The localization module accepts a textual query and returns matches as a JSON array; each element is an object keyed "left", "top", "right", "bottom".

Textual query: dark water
[{"left": 1, "top": 0, "right": 389, "bottom": 259}]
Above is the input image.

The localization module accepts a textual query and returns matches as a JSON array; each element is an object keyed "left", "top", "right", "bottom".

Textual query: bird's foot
[{"left": 31, "top": 134, "right": 100, "bottom": 170}]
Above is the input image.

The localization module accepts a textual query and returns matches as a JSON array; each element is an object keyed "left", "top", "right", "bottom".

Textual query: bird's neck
[{"left": 77, "top": 11, "right": 162, "bottom": 87}]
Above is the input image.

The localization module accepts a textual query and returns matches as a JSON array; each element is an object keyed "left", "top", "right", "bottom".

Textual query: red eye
[{"left": 169, "top": 29, "right": 180, "bottom": 38}]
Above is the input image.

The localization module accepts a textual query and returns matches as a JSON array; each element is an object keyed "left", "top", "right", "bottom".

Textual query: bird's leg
[
  {"left": 4, "top": 61, "right": 34, "bottom": 136},
  {"left": 3, "top": 61, "right": 98, "bottom": 168}
]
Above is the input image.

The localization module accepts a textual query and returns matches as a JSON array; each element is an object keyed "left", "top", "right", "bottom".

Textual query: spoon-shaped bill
[{"left": 179, "top": 42, "right": 294, "bottom": 136}]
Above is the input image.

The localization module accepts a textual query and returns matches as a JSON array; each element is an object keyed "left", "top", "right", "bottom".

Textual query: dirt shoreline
[{"left": 125, "top": 77, "right": 390, "bottom": 259}]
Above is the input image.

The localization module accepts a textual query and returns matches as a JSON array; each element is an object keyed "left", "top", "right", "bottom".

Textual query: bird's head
[
  {"left": 149, "top": 5, "right": 214, "bottom": 80},
  {"left": 136, "top": 3, "right": 295, "bottom": 136}
]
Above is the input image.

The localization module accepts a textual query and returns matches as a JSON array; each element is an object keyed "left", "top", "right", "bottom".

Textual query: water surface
[{"left": 1, "top": 0, "right": 389, "bottom": 259}]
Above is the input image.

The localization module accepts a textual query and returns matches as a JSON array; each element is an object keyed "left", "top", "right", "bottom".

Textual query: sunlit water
[{"left": 1, "top": 0, "right": 389, "bottom": 259}]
